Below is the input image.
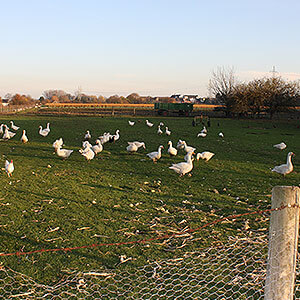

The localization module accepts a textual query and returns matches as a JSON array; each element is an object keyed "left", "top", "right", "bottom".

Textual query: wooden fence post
[{"left": 264, "top": 186, "right": 300, "bottom": 300}]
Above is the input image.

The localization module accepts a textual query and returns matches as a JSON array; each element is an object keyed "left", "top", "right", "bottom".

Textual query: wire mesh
[{"left": 0, "top": 211, "right": 299, "bottom": 299}]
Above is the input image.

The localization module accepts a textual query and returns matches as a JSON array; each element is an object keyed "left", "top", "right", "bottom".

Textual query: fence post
[{"left": 264, "top": 186, "right": 300, "bottom": 300}]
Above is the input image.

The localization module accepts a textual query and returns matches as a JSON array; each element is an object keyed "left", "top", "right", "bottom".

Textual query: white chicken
[
  {"left": 147, "top": 145, "right": 163, "bottom": 162},
  {"left": 5, "top": 160, "right": 14, "bottom": 177},
  {"left": 21, "top": 130, "right": 28, "bottom": 143}
]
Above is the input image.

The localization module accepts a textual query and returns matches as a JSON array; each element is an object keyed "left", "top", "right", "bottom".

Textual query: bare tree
[{"left": 208, "top": 66, "right": 236, "bottom": 106}]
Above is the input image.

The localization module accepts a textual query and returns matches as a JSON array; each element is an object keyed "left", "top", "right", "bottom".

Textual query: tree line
[
  {"left": 209, "top": 67, "right": 300, "bottom": 118},
  {"left": 1, "top": 91, "right": 175, "bottom": 105}
]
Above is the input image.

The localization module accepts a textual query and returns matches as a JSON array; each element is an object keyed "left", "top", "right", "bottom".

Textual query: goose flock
[{"left": 0, "top": 119, "right": 296, "bottom": 178}]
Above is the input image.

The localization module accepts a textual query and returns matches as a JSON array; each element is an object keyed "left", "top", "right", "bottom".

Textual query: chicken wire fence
[{"left": 0, "top": 229, "right": 299, "bottom": 300}]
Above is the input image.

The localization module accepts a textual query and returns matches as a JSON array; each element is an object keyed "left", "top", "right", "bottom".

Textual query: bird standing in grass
[
  {"left": 10, "top": 121, "right": 19, "bottom": 131},
  {"left": 84, "top": 130, "right": 91, "bottom": 140},
  {"left": 5, "top": 160, "right": 14, "bottom": 177},
  {"left": 169, "top": 152, "right": 194, "bottom": 177},
  {"left": 167, "top": 141, "right": 177, "bottom": 156},
  {"left": 128, "top": 121, "right": 135, "bottom": 126},
  {"left": 39, "top": 124, "right": 50, "bottom": 137},
  {"left": 196, "top": 151, "right": 215, "bottom": 161},
  {"left": 21, "top": 130, "right": 28, "bottom": 143},
  {"left": 146, "top": 120, "right": 154, "bottom": 127},
  {"left": 272, "top": 152, "right": 295, "bottom": 176},
  {"left": 3, "top": 125, "right": 16, "bottom": 139},
  {"left": 127, "top": 141, "right": 145, "bottom": 153},
  {"left": 79, "top": 146, "right": 95, "bottom": 161},
  {"left": 273, "top": 142, "right": 287, "bottom": 150},
  {"left": 157, "top": 125, "right": 163, "bottom": 135},
  {"left": 92, "top": 139, "right": 103, "bottom": 155},
  {"left": 55, "top": 146, "right": 74, "bottom": 160},
  {"left": 165, "top": 127, "right": 171, "bottom": 136},
  {"left": 147, "top": 145, "right": 163, "bottom": 163}
]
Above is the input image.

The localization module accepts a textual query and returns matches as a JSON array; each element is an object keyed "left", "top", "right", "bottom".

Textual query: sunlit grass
[{"left": 0, "top": 115, "right": 299, "bottom": 283}]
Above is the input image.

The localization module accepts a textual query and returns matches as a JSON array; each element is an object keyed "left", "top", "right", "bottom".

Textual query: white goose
[
  {"left": 55, "top": 146, "right": 74, "bottom": 160},
  {"left": 169, "top": 152, "right": 194, "bottom": 177},
  {"left": 167, "top": 141, "right": 177, "bottom": 156},
  {"left": 84, "top": 130, "right": 91, "bottom": 140},
  {"left": 109, "top": 130, "right": 120, "bottom": 143},
  {"left": 10, "top": 121, "right": 19, "bottom": 131},
  {"left": 184, "top": 149, "right": 195, "bottom": 162},
  {"left": 53, "top": 138, "right": 64, "bottom": 150},
  {"left": 146, "top": 120, "right": 154, "bottom": 127},
  {"left": 39, "top": 124, "right": 50, "bottom": 137},
  {"left": 82, "top": 140, "right": 93, "bottom": 149},
  {"left": 131, "top": 141, "right": 146, "bottom": 148},
  {"left": 273, "top": 142, "right": 287, "bottom": 150},
  {"left": 5, "top": 160, "right": 14, "bottom": 177},
  {"left": 127, "top": 141, "right": 145, "bottom": 153},
  {"left": 201, "top": 126, "right": 207, "bottom": 134},
  {"left": 196, "top": 151, "right": 215, "bottom": 161},
  {"left": 21, "top": 130, "right": 28, "bottom": 143},
  {"left": 157, "top": 125, "right": 163, "bottom": 135},
  {"left": 272, "top": 152, "right": 295, "bottom": 176},
  {"left": 177, "top": 140, "right": 185, "bottom": 150},
  {"left": 165, "top": 127, "right": 171, "bottom": 136},
  {"left": 182, "top": 141, "right": 196, "bottom": 153},
  {"left": 92, "top": 139, "right": 103, "bottom": 155},
  {"left": 3, "top": 125, "right": 16, "bottom": 139},
  {"left": 219, "top": 132, "right": 224, "bottom": 138},
  {"left": 197, "top": 132, "right": 207, "bottom": 138},
  {"left": 147, "top": 145, "right": 163, "bottom": 162},
  {"left": 98, "top": 132, "right": 110, "bottom": 144},
  {"left": 79, "top": 145, "right": 95, "bottom": 161},
  {"left": 128, "top": 121, "right": 135, "bottom": 126},
  {"left": 0, "top": 124, "right": 4, "bottom": 135}
]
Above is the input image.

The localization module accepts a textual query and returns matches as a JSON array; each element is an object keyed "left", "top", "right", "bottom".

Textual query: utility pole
[{"left": 270, "top": 66, "right": 278, "bottom": 78}]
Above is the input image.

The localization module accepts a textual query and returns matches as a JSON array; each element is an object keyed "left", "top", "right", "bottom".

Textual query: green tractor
[{"left": 154, "top": 103, "right": 193, "bottom": 116}]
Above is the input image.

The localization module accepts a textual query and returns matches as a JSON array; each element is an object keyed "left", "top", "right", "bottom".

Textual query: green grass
[{"left": 0, "top": 115, "right": 299, "bottom": 285}]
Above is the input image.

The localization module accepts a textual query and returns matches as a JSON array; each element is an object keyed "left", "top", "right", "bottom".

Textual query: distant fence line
[{"left": 0, "top": 105, "right": 35, "bottom": 114}]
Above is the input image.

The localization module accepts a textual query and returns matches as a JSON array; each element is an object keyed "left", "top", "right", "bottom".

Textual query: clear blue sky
[{"left": 0, "top": 0, "right": 299, "bottom": 98}]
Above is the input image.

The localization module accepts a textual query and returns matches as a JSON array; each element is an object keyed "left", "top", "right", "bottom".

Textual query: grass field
[{"left": 0, "top": 115, "right": 299, "bottom": 285}]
